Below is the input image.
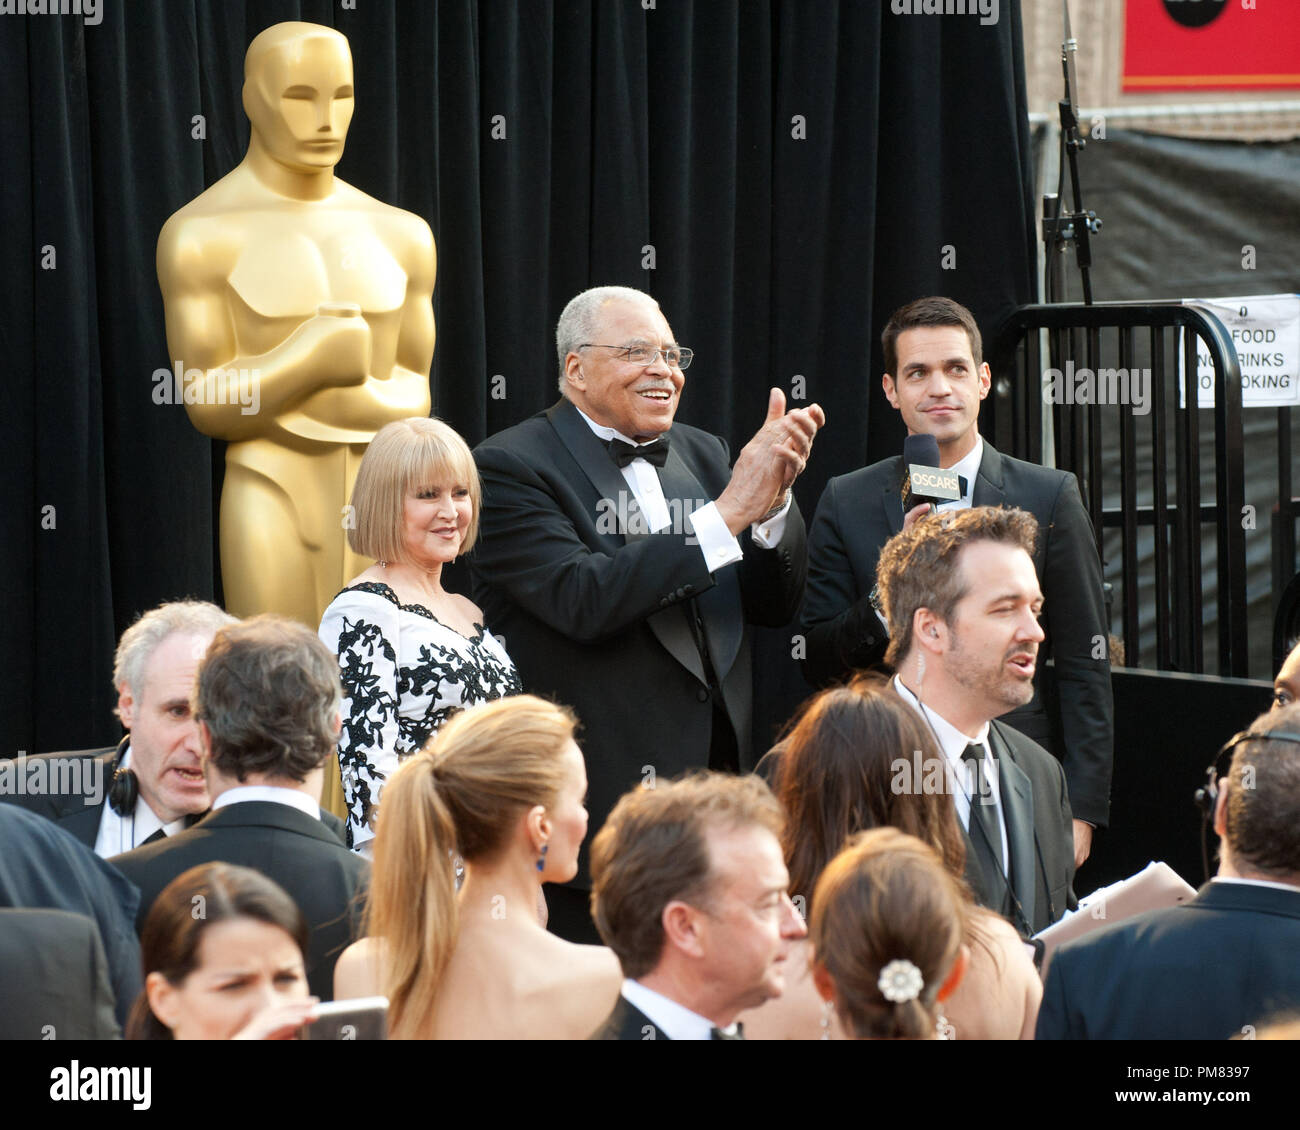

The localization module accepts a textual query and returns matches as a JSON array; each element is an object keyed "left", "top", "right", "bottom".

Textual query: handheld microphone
[{"left": 901, "top": 434, "right": 962, "bottom": 512}]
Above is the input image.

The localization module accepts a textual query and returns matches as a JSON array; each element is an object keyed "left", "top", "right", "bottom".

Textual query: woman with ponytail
[
  {"left": 332, "top": 694, "right": 622, "bottom": 1038},
  {"left": 810, "top": 828, "right": 968, "bottom": 1041}
]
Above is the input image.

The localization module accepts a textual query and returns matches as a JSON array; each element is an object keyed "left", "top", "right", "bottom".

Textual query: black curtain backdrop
[{"left": 0, "top": 0, "right": 1035, "bottom": 757}]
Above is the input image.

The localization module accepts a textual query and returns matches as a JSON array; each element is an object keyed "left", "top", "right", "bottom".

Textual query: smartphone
[{"left": 301, "top": 996, "right": 389, "bottom": 1041}]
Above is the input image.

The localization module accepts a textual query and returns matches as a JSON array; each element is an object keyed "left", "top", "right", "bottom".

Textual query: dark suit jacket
[
  {"left": 0, "top": 908, "right": 120, "bottom": 1039},
  {"left": 1037, "top": 881, "right": 1300, "bottom": 1040},
  {"left": 589, "top": 994, "right": 669, "bottom": 1040},
  {"left": 800, "top": 441, "right": 1113, "bottom": 827},
  {"left": 0, "top": 805, "right": 142, "bottom": 1029},
  {"left": 109, "top": 800, "right": 369, "bottom": 1001},
  {"left": 977, "top": 720, "right": 1075, "bottom": 936},
  {"left": 472, "top": 399, "right": 806, "bottom": 884},
  {"left": 755, "top": 715, "right": 1074, "bottom": 935},
  {"left": 0, "top": 744, "right": 119, "bottom": 848}
]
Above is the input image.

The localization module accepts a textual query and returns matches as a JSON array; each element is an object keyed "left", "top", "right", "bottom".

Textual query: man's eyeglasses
[{"left": 577, "top": 343, "right": 694, "bottom": 370}]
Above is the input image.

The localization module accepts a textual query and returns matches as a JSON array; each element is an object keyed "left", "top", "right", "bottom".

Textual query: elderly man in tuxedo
[
  {"left": 1, "top": 600, "right": 235, "bottom": 856},
  {"left": 588, "top": 772, "right": 806, "bottom": 1039},
  {"left": 801, "top": 296, "right": 1111, "bottom": 869},
  {"left": 874, "top": 506, "right": 1075, "bottom": 936},
  {"left": 1038, "top": 704, "right": 1300, "bottom": 1040},
  {"left": 110, "top": 616, "right": 368, "bottom": 1001},
  {"left": 471, "top": 285, "right": 823, "bottom": 942}
]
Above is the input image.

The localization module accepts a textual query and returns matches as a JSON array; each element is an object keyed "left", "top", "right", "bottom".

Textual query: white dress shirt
[
  {"left": 93, "top": 745, "right": 189, "bottom": 858},
  {"left": 575, "top": 407, "right": 790, "bottom": 573},
  {"left": 937, "top": 435, "right": 983, "bottom": 512},
  {"left": 211, "top": 784, "right": 323, "bottom": 820},
  {"left": 621, "top": 979, "right": 721, "bottom": 1041},
  {"left": 892, "top": 675, "right": 1010, "bottom": 871}
]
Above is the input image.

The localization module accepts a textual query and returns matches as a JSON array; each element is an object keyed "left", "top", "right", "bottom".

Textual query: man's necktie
[
  {"left": 139, "top": 827, "right": 168, "bottom": 847},
  {"left": 961, "top": 742, "right": 1005, "bottom": 878},
  {"left": 710, "top": 1024, "right": 745, "bottom": 1040},
  {"left": 607, "top": 435, "right": 670, "bottom": 468}
]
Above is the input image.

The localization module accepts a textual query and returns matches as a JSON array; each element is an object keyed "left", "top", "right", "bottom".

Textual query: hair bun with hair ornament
[{"left": 878, "top": 958, "right": 924, "bottom": 1003}]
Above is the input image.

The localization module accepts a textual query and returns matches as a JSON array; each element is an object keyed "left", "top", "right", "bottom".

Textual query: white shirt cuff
[
  {"left": 750, "top": 495, "right": 792, "bottom": 548},
  {"left": 689, "top": 501, "right": 744, "bottom": 572}
]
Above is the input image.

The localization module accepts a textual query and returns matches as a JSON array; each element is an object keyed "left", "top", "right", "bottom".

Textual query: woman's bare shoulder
[{"left": 334, "top": 937, "right": 387, "bottom": 1000}]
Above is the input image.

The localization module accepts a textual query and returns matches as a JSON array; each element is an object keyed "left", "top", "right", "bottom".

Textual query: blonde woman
[
  {"left": 332, "top": 695, "right": 621, "bottom": 1038},
  {"left": 319, "top": 417, "right": 520, "bottom": 853}
]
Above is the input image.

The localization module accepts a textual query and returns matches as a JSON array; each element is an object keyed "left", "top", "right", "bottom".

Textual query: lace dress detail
[{"left": 319, "top": 581, "right": 521, "bottom": 850}]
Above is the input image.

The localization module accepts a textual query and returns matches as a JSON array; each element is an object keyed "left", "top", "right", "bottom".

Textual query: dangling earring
[
  {"left": 935, "top": 1006, "right": 952, "bottom": 1040},
  {"left": 819, "top": 999, "right": 834, "bottom": 1041},
  {"left": 536, "top": 843, "right": 548, "bottom": 873},
  {"left": 916, "top": 651, "right": 926, "bottom": 684}
]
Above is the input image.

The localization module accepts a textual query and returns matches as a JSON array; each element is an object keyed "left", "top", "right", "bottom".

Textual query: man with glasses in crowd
[{"left": 472, "top": 285, "right": 824, "bottom": 943}]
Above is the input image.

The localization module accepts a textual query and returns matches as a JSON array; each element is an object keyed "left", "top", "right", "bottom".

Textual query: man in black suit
[
  {"left": 1038, "top": 706, "right": 1300, "bottom": 1040},
  {"left": 874, "top": 506, "right": 1075, "bottom": 935},
  {"left": 0, "top": 909, "right": 121, "bottom": 1039},
  {"left": 0, "top": 804, "right": 143, "bottom": 1030},
  {"left": 801, "top": 297, "right": 1111, "bottom": 868},
  {"left": 111, "top": 615, "right": 368, "bottom": 1001},
  {"left": 588, "top": 773, "right": 806, "bottom": 1040},
  {"left": 0, "top": 600, "right": 236, "bottom": 855},
  {"left": 472, "top": 285, "right": 823, "bottom": 941}
]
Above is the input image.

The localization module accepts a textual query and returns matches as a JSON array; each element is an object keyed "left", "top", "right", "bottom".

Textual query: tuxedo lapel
[
  {"left": 546, "top": 400, "right": 634, "bottom": 540},
  {"left": 990, "top": 726, "right": 1039, "bottom": 932},
  {"left": 881, "top": 456, "right": 905, "bottom": 536},
  {"left": 971, "top": 441, "right": 1006, "bottom": 508}
]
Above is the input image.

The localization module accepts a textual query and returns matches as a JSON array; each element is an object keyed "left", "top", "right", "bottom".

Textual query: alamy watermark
[
  {"left": 0, "top": 0, "right": 102, "bottom": 25},
  {"left": 891, "top": 0, "right": 998, "bottom": 26},
  {"left": 1043, "top": 360, "right": 1152, "bottom": 416},
  {"left": 595, "top": 492, "right": 708, "bottom": 545},
  {"left": 152, "top": 361, "right": 261, "bottom": 416},
  {"left": 0, "top": 755, "right": 105, "bottom": 806}
]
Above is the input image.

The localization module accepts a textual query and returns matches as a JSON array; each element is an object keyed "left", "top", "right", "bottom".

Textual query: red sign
[{"left": 1124, "top": 1, "right": 1300, "bottom": 92}]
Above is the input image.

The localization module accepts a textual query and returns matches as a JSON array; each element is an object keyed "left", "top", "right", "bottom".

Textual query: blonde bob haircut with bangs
[{"left": 348, "top": 417, "right": 482, "bottom": 563}]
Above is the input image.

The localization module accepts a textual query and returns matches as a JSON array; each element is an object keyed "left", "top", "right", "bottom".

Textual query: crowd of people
[{"left": 2, "top": 288, "right": 1298, "bottom": 1040}]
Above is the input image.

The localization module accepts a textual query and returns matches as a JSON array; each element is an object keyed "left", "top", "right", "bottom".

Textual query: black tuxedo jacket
[
  {"left": 801, "top": 441, "right": 1113, "bottom": 827},
  {"left": 589, "top": 994, "right": 668, "bottom": 1040},
  {"left": 1037, "top": 881, "right": 1300, "bottom": 1040},
  {"left": 472, "top": 399, "right": 806, "bottom": 885},
  {"left": 0, "top": 744, "right": 119, "bottom": 848},
  {"left": 109, "top": 801, "right": 369, "bottom": 1001},
  {"left": 972, "top": 721, "right": 1075, "bottom": 936},
  {"left": 0, "top": 804, "right": 143, "bottom": 1029},
  {"left": 0, "top": 908, "right": 120, "bottom": 1039}
]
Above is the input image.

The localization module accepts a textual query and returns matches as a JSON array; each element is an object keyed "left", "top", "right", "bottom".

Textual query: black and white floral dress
[{"left": 319, "top": 581, "right": 521, "bottom": 850}]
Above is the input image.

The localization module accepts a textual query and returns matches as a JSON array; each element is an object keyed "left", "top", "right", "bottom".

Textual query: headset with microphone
[{"left": 1193, "top": 726, "right": 1300, "bottom": 881}]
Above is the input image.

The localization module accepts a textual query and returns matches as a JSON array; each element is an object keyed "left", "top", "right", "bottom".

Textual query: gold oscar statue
[{"left": 157, "top": 22, "right": 435, "bottom": 816}]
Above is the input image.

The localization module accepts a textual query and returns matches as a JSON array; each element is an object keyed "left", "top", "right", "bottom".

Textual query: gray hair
[
  {"left": 555, "top": 286, "right": 660, "bottom": 394},
  {"left": 113, "top": 600, "right": 238, "bottom": 718}
]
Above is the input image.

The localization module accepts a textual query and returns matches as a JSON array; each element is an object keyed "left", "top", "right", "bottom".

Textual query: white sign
[{"left": 1179, "top": 295, "right": 1300, "bottom": 409}]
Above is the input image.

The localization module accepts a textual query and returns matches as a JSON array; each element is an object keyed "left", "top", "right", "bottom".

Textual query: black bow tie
[
  {"left": 710, "top": 1023, "right": 745, "bottom": 1040},
  {"left": 607, "top": 435, "right": 670, "bottom": 469}
]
